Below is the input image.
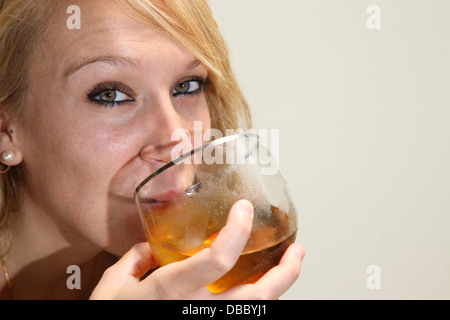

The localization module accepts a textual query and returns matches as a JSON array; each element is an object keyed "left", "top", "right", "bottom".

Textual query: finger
[
  {"left": 106, "top": 242, "right": 157, "bottom": 282},
  {"left": 254, "top": 243, "right": 304, "bottom": 297},
  {"left": 147, "top": 199, "right": 254, "bottom": 296},
  {"left": 209, "top": 199, "right": 254, "bottom": 257},
  {"left": 218, "top": 243, "right": 305, "bottom": 300}
]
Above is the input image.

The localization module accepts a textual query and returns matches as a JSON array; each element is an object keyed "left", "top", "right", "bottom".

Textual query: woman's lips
[{"left": 151, "top": 189, "right": 183, "bottom": 202}]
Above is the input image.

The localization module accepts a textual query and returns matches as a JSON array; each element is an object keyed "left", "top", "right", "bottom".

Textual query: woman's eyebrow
[
  {"left": 63, "top": 55, "right": 139, "bottom": 78},
  {"left": 186, "top": 59, "right": 202, "bottom": 71}
]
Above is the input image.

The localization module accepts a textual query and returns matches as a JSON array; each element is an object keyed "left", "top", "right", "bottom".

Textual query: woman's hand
[{"left": 90, "top": 200, "right": 305, "bottom": 300}]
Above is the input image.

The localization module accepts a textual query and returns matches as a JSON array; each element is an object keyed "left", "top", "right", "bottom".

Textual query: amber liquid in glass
[{"left": 145, "top": 195, "right": 296, "bottom": 293}]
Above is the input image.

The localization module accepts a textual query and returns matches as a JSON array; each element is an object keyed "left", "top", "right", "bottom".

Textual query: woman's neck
[{"left": 4, "top": 203, "right": 117, "bottom": 299}]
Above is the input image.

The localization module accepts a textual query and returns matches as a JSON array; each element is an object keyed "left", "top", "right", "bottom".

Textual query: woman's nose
[
  {"left": 139, "top": 139, "right": 188, "bottom": 163},
  {"left": 139, "top": 96, "right": 193, "bottom": 164}
]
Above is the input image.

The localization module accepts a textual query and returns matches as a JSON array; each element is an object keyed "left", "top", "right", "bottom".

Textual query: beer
[
  {"left": 135, "top": 134, "right": 298, "bottom": 293},
  {"left": 145, "top": 195, "right": 297, "bottom": 293}
]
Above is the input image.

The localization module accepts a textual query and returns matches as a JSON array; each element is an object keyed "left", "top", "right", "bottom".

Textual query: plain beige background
[{"left": 209, "top": 0, "right": 450, "bottom": 299}]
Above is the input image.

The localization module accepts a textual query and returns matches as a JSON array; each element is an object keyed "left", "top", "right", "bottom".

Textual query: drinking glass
[{"left": 134, "top": 133, "right": 297, "bottom": 293}]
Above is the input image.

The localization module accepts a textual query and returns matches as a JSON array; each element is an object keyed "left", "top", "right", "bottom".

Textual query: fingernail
[
  {"left": 240, "top": 200, "right": 254, "bottom": 216},
  {"left": 295, "top": 244, "right": 305, "bottom": 261}
]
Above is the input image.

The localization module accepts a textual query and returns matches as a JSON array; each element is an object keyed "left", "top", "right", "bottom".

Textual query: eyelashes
[
  {"left": 172, "top": 76, "right": 209, "bottom": 97},
  {"left": 87, "top": 76, "right": 209, "bottom": 108},
  {"left": 87, "top": 81, "right": 135, "bottom": 107}
]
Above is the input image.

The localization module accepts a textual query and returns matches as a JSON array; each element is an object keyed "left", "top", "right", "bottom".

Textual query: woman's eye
[
  {"left": 87, "top": 82, "right": 135, "bottom": 107},
  {"left": 94, "top": 90, "right": 133, "bottom": 104},
  {"left": 173, "top": 80, "right": 202, "bottom": 96}
]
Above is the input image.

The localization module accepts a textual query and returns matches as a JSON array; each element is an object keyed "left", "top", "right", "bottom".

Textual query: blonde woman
[{"left": 0, "top": 0, "right": 304, "bottom": 299}]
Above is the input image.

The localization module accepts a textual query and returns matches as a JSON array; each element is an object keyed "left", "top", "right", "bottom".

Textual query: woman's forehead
[{"left": 32, "top": 2, "right": 199, "bottom": 80}]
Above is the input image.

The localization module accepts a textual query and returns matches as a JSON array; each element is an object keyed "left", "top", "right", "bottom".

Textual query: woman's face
[{"left": 13, "top": 1, "right": 211, "bottom": 255}]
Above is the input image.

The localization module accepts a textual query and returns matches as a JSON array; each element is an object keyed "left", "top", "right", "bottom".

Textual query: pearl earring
[
  {"left": 0, "top": 151, "right": 14, "bottom": 174},
  {"left": 1, "top": 150, "right": 15, "bottom": 163}
]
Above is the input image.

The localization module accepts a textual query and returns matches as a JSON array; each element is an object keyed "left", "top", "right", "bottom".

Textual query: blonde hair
[
  {"left": 0, "top": 0, "right": 251, "bottom": 255},
  {"left": 0, "top": 0, "right": 58, "bottom": 256}
]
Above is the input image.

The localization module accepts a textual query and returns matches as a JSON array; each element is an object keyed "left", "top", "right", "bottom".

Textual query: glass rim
[{"left": 133, "top": 132, "right": 259, "bottom": 196}]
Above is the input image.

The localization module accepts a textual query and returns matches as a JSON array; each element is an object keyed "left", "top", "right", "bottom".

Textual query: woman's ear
[{"left": 0, "top": 113, "right": 23, "bottom": 167}]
